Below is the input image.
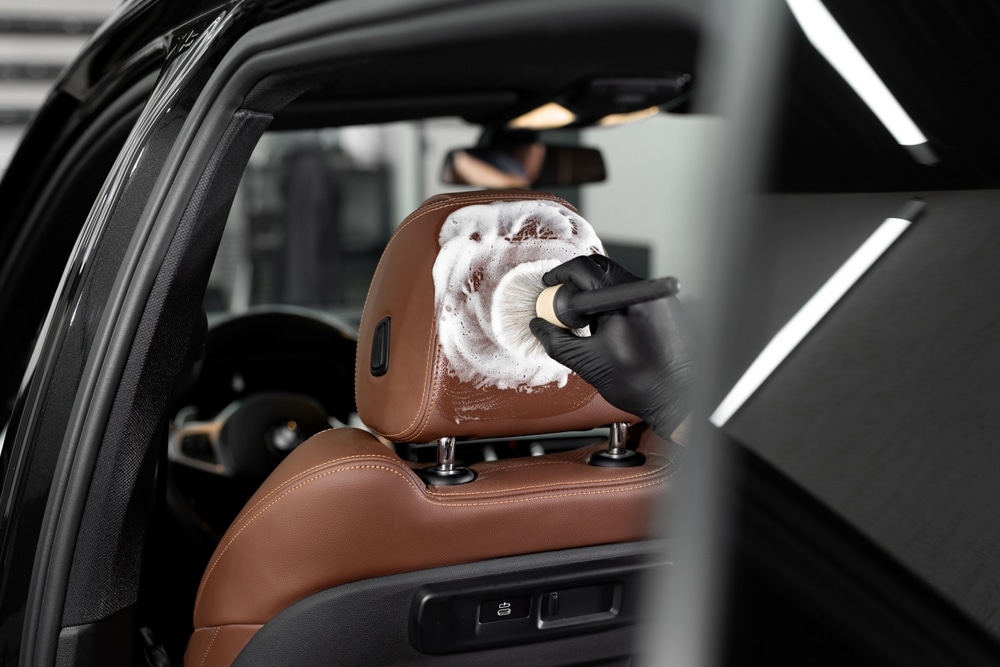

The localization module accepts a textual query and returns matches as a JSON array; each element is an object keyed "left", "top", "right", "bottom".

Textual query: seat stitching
[
  {"left": 226, "top": 446, "right": 663, "bottom": 534},
  {"left": 195, "top": 463, "right": 667, "bottom": 617},
  {"left": 396, "top": 192, "right": 571, "bottom": 230},
  {"left": 195, "top": 464, "right": 425, "bottom": 617},
  {"left": 225, "top": 452, "right": 405, "bottom": 528},
  {"left": 377, "top": 194, "right": 561, "bottom": 284},
  {"left": 370, "top": 354, "right": 434, "bottom": 441},
  {"left": 465, "top": 448, "right": 602, "bottom": 472},
  {"left": 432, "top": 462, "right": 670, "bottom": 496},
  {"left": 473, "top": 457, "right": 586, "bottom": 472},
  {"left": 483, "top": 463, "right": 681, "bottom": 496},
  {"left": 369, "top": 192, "right": 576, "bottom": 441},
  {"left": 196, "top": 627, "right": 220, "bottom": 667},
  {"left": 431, "top": 471, "right": 668, "bottom": 497},
  {"left": 375, "top": 310, "right": 437, "bottom": 440},
  {"left": 385, "top": 336, "right": 437, "bottom": 438},
  {"left": 444, "top": 477, "right": 667, "bottom": 506}
]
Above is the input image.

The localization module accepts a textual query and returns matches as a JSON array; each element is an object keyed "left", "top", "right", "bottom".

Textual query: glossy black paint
[
  {"left": 0, "top": 0, "right": 333, "bottom": 429},
  {"left": 0, "top": 0, "right": 336, "bottom": 659}
]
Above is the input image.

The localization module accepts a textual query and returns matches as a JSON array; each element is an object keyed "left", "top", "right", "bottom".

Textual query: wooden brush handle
[{"left": 535, "top": 276, "right": 680, "bottom": 329}]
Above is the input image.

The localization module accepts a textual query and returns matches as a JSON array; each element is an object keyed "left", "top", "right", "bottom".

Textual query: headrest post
[
  {"left": 437, "top": 436, "right": 457, "bottom": 473},
  {"left": 608, "top": 422, "right": 628, "bottom": 456},
  {"left": 589, "top": 422, "right": 646, "bottom": 468},
  {"left": 415, "top": 436, "right": 477, "bottom": 486}
]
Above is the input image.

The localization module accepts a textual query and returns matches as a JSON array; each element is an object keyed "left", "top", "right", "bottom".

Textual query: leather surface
[
  {"left": 355, "top": 190, "right": 637, "bottom": 443},
  {"left": 186, "top": 426, "right": 677, "bottom": 666}
]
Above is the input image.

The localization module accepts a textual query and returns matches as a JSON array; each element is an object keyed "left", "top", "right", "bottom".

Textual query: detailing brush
[
  {"left": 535, "top": 276, "right": 681, "bottom": 329},
  {"left": 491, "top": 261, "right": 681, "bottom": 359}
]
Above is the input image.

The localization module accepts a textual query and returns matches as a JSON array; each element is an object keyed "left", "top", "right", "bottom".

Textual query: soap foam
[{"left": 432, "top": 199, "right": 604, "bottom": 392}]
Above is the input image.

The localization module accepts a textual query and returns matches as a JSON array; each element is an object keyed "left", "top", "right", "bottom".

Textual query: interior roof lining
[
  {"left": 225, "top": 0, "right": 698, "bottom": 131},
  {"left": 270, "top": 91, "right": 520, "bottom": 129}
]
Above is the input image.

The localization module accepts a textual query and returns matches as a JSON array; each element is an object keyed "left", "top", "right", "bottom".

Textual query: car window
[
  {"left": 208, "top": 126, "right": 402, "bottom": 322},
  {"left": 207, "top": 115, "right": 716, "bottom": 329}
]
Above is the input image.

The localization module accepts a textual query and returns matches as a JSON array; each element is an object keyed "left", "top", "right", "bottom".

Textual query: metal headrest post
[
  {"left": 589, "top": 422, "right": 645, "bottom": 467},
  {"left": 415, "top": 436, "right": 477, "bottom": 486}
]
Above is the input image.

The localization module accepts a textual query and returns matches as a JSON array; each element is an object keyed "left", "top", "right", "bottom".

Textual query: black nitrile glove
[{"left": 529, "top": 254, "right": 694, "bottom": 440}]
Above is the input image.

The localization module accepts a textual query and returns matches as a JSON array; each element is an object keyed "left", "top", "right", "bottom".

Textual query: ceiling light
[
  {"left": 507, "top": 103, "right": 576, "bottom": 130},
  {"left": 597, "top": 106, "right": 661, "bottom": 127},
  {"left": 710, "top": 200, "right": 925, "bottom": 427},
  {"left": 786, "top": 0, "right": 935, "bottom": 162}
]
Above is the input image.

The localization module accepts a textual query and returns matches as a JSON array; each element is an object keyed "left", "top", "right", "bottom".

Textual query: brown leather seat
[{"left": 185, "top": 190, "right": 678, "bottom": 667}]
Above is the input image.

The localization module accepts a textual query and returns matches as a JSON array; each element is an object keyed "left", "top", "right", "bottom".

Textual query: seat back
[{"left": 185, "top": 190, "right": 677, "bottom": 667}]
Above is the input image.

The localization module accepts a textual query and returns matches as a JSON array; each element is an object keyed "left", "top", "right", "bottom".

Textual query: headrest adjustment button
[{"left": 370, "top": 317, "right": 391, "bottom": 376}]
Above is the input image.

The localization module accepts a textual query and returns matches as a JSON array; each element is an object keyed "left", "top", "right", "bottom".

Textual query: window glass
[
  {"left": 208, "top": 116, "right": 717, "bottom": 331},
  {"left": 208, "top": 126, "right": 408, "bottom": 323}
]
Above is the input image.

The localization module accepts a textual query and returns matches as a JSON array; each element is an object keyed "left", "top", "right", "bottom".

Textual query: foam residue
[{"left": 432, "top": 199, "right": 604, "bottom": 392}]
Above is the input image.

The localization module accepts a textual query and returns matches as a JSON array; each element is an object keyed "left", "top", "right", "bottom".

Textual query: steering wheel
[
  {"left": 169, "top": 391, "right": 332, "bottom": 478},
  {"left": 167, "top": 307, "right": 357, "bottom": 541}
]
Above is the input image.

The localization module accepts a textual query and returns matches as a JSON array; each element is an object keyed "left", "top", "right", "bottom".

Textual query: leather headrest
[{"left": 356, "top": 190, "right": 636, "bottom": 443}]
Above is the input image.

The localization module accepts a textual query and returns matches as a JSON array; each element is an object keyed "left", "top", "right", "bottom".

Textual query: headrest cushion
[{"left": 356, "top": 190, "right": 636, "bottom": 443}]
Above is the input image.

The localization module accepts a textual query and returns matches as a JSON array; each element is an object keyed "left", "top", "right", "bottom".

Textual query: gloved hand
[{"left": 529, "top": 254, "right": 694, "bottom": 440}]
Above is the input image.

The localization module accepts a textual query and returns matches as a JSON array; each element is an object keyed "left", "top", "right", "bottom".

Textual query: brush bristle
[
  {"left": 492, "top": 262, "right": 550, "bottom": 357},
  {"left": 492, "top": 261, "right": 593, "bottom": 359}
]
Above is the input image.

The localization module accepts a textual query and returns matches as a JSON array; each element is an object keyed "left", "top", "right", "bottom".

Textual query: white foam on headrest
[{"left": 432, "top": 199, "right": 604, "bottom": 392}]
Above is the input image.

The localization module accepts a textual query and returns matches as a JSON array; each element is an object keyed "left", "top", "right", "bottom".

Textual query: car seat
[{"left": 184, "top": 189, "right": 680, "bottom": 667}]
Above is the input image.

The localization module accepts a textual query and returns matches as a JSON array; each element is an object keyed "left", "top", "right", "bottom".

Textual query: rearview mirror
[{"left": 442, "top": 143, "right": 606, "bottom": 188}]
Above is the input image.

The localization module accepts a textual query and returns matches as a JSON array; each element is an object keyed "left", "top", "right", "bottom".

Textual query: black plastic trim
[
  {"left": 412, "top": 555, "right": 655, "bottom": 654},
  {"left": 55, "top": 606, "right": 134, "bottom": 667},
  {"left": 233, "top": 540, "right": 668, "bottom": 667}
]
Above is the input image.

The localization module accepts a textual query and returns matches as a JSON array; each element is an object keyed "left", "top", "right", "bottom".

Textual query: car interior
[
  {"left": 126, "top": 3, "right": 700, "bottom": 666},
  {"left": 6, "top": 1, "right": 1000, "bottom": 666}
]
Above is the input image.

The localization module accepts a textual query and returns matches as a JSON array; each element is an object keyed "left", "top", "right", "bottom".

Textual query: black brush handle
[{"left": 553, "top": 276, "right": 680, "bottom": 329}]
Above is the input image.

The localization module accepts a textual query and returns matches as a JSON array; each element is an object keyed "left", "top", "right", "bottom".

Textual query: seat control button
[
  {"left": 478, "top": 596, "right": 530, "bottom": 623},
  {"left": 543, "top": 591, "right": 559, "bottom": 618},
  {"left": 540, "top": 584, "right": 616, "bottom": 622}
]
